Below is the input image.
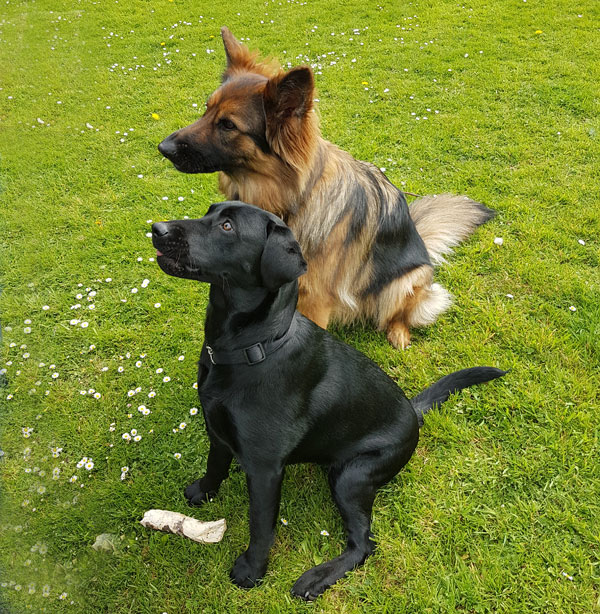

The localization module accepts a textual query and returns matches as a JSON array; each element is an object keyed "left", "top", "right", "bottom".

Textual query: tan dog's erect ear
[
  {"left": 262, "top": 66, "right": 317, "bottom": 169},
  {"left": 221, "top": 26, "right": 255, "bottom": 76},
  {"left": 263, "top": 66, "right": 314, "bottom": 121}
]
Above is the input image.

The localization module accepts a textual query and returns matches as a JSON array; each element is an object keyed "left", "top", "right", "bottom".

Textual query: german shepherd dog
[
  {"left": 152, "top": 201, "right": 506, "bottom": 599},
  {"left": 158, "top": 27, "right": 495, "bottom": 349}
]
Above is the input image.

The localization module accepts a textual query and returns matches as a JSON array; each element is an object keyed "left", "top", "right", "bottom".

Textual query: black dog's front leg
[
  {"left": 184, "top": 438, "right": 233, "bottom": 506},
  {"left": 230, "top": 469, "right": 284, "bottom": 588}
]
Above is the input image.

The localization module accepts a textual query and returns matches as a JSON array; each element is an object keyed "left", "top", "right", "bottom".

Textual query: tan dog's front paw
[{"left": 386, "top": 321, "right": 411, "bottom": 349}]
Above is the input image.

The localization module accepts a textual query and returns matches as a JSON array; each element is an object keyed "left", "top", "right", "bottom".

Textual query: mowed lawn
[{"left": 1, "top": 0, "right": 599, "bottom": 612}]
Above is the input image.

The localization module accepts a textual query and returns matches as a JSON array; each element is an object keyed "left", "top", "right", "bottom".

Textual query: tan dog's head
[{"left": 158, "top": 28, "right": 317, "bottom": 175}]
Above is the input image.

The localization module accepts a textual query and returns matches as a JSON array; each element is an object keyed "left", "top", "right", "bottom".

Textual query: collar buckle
[
  {"left": 243, "top": 343, "right": 266, "bottom": 365},
  {"left": 206, "top": 345, "right": 216, "bottom": 365}
]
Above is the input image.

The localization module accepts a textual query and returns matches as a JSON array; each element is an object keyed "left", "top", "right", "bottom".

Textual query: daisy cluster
[
  {"left": 44, "top": 10, "right": 84, "bottom": 52},
  {"left": 292, "top": 25, "right": 387, "bottom": 76},
  {"left": 2, "top": 256, "right": 205, "bottom": 440},
  {"left": 278, "top": 18, "right": 442, "bottom": 118},
  {"left": 0, "top": 243, "right": 207, "bottom": 607},
  {"left": 105, "top": 17, "right": 219, "bottom": 78}
]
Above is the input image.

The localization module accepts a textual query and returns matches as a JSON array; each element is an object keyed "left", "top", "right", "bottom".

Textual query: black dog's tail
[{"left": 411, "top": 367, "right": 507, "bottom": 427}]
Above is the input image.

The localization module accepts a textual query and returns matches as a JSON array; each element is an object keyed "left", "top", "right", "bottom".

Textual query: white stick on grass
[{"left": 140, "top": 509, "right": 226, "bottom": 543}]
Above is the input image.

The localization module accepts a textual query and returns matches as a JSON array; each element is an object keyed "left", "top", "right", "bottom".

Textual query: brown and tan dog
[{"left": 158, "top": 27, "right": 494, "bottom": 348}]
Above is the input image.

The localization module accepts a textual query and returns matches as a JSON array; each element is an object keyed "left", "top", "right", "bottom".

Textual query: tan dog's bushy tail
[{"left": 409, "top": 194, "right": 495, "bottom": 265}]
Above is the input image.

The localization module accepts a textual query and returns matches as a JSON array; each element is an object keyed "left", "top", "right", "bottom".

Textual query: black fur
[
  {"left": 340, "top": 182, "right": 370, "bottom": 248},
  {"left": 152, "top": 201, "right": 505, "bottom": 600},
  {"left": 364, "top": 191, "right": 431, "bottom": 296},
  {"left": 411, "top": 366, "right": 507, "bottom": 426}
]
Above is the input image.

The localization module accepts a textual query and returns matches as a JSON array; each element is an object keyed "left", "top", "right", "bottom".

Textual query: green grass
[{"left": 1, "top": 0, "right": 599, "bottom": 612}]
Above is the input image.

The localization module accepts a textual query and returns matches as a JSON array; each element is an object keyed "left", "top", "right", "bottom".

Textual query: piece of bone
[{"left": 140, "top": 509, "right": 226, "bottom": 543}]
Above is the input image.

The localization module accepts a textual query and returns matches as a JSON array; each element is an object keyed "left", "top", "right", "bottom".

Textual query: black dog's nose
[
  {"left": 152, "top": 222, "right": 170, "bottom": 237},
  {"left": 158, "top": 135, "right": 178, "bottom": 159}
]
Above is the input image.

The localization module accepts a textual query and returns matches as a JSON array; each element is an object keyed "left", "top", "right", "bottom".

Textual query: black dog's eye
[
  {"left": 221, "top": 220, "right": 233, "bottom": 232},
  {"left": 218, "top": 118, "right": 237, "bottom": 131}
]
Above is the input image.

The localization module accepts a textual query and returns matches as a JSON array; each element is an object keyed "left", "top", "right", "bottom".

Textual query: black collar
[{"left": 204, "top": 312, "right": 299, "bottom": 366}]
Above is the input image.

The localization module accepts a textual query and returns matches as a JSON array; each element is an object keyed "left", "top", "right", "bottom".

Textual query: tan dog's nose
[{"left": 158, "top": 133, "right": 179, "bottom": 159}]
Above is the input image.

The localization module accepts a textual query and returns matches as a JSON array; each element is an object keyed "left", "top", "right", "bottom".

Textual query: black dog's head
[{"left": 152, "top": 201, "right": 307, "bottom": 291}]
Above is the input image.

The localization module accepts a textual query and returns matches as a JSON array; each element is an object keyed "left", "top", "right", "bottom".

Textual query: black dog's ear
[{"left": 260, "top": 221, "right": 307, "bottom": 291}]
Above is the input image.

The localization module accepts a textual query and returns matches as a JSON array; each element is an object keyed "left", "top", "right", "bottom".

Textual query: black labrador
[{"left": 152, "top": 201, "right": 505, "bottom": 600}]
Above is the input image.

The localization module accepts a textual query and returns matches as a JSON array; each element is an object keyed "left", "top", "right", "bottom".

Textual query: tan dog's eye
[
  {"left": 219, "top": 118, "right": 237, "bottom": 131},
  {"left": 221, "top": 221, "right": 233, "bottom": 232}
]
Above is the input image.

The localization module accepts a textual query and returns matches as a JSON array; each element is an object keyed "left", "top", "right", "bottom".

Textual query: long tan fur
[
  {"left": 160, "top": 28, "right": 495, "bottom": 348},
  {"left": 409, "top": 194, "right": 494, "bottom": 265}
]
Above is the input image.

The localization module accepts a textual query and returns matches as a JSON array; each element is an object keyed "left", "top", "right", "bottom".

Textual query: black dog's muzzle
[
  {"left": 151, "top": 221, "right": 190, "bottom": 277},
  {"left": 152, "top": 221, "right": 170, "bottom": 237}
]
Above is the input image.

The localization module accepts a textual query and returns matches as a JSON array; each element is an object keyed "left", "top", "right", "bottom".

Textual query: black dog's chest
[
  {"left": 198, "top": 360, "right": 312, "bottom": 469},
  {"left": 197, "top": 367, "right": 241, "bottom": 454},
  {"left": 198, "top": 367, "right": 275, "bottom": 462},
  {"left": 200, "top": 395, "right": 240, "bottom": 454}
]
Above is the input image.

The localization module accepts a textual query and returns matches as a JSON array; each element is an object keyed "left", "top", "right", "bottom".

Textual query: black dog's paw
[
  {"left": 291, "top": 563, "right": 340, "bottom": 601},
  {"left": 230, "top": 551, "right": 266, "bottom": 589},
  {"left": 183, "top": 479, "right": 215, "bottom": 507}
]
